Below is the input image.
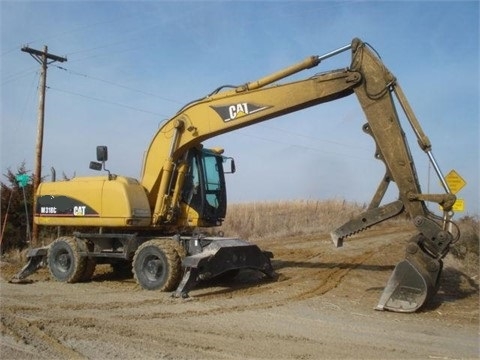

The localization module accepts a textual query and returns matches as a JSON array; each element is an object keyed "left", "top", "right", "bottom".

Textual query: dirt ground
[{"left": 1, "top": 225, "right": 479, "bottom": 360}]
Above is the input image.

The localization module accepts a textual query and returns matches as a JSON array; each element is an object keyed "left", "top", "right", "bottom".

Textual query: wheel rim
[
  {"left": 143, "top": 255, "right": 165, "bottom": 283},
  {"left": 55, "top": 250, "right": 71, "bottom": 273}
]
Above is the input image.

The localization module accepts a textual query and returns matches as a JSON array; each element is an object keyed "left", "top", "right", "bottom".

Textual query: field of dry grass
[{"left": 216, "top": 199, "right": 368, "bottom": 239}]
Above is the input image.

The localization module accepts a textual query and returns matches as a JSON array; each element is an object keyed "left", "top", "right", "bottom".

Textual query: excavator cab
[{"left": 180, "top": 147, "right": 232, "bottom": 227}]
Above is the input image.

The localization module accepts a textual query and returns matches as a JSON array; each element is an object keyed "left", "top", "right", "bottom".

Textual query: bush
[
  {"left": 0, "top": 164, "right": 33, "bottom": 253},
  {"left": 451, "top": 216, "right": 480, "bottom": 263}
]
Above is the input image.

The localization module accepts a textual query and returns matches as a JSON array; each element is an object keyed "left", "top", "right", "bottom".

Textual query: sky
[{"left": 1, "top": 1, "right": 479, "bottom": 216}]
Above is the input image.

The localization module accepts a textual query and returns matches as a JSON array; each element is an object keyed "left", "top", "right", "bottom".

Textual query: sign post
[{"left": 15, "top": 174, "right": 32, "bottom": 242}]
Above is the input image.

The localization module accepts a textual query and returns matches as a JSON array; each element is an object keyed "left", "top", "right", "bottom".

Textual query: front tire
[
  {"left": 48, "top": 237, "right": 86, "bottom": 283},
  {"left": 133, "top": 239, "right": 182, "bottom": 291}
]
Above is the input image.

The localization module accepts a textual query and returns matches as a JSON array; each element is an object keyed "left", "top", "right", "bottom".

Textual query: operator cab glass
[{"left": 182, "top": 148, "right": 228, "bottom": 223}]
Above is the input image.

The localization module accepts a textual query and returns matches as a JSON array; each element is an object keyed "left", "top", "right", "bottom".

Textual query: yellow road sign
[
  {"left": 452, "top": 199, "right": 465, "bottom": 212},
  {"left": 445, "top": 170, "right": 466, "bottom": 194},
  {"left": 439, "top": 198, "right": 465, "bottom": 212}
]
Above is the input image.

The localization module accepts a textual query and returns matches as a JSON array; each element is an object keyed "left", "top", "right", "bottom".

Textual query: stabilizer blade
[
  {"left": 10, "top": 247, "right": 48, "bottom": 283},
  {"left": 173, "top": 238, "right": 275, "bottom": 298}
]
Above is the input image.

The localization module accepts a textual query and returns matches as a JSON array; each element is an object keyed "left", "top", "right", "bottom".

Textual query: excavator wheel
[
  {"left": 77, "top": 238, "right": 96, "bottom": 282},
  {"left": 133, "top": 239, "right": 182, "bottom": 291},
  {"left": 47, "top": 237, "right": 87, "bottom": 283}
]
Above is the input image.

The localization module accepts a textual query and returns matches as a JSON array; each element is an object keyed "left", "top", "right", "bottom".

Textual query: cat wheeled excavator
[{"left": 13, "top": 38, "right": 457, "bottom": 313}]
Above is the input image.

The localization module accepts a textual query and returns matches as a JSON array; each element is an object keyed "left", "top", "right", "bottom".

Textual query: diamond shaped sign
[{"left": 444, "top": 170, "right": 466, "bottom": 195}]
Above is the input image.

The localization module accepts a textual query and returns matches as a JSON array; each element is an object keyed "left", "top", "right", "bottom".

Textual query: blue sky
[{"left": 1, "top": 1, "right": 479, "bottom": 215}]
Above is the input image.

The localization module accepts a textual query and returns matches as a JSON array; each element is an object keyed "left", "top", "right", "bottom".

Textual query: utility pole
[{"left": 21, "top": 45, "right": 67, "bottom": 246}]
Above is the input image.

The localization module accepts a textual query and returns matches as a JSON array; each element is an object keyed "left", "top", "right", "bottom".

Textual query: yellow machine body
[{"left": 34, "top": 176, "right": 151, "bottom": 227}]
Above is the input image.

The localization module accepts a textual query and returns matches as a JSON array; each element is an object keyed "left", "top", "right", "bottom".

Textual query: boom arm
[{"left": 142, "top": 65, "right": 360, "bottom": 222}]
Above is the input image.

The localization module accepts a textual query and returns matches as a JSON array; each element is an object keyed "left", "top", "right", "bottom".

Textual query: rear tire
[
  {"left": 48, "top": 237, "right": 86, "bottom": 283},
  {"left": 133, "top": 239, "right": 182, "bottom": 291}
]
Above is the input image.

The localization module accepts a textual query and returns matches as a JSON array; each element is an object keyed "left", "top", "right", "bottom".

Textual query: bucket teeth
[{"left": 331, "top": 200, "right": 404, "bottom": 247}]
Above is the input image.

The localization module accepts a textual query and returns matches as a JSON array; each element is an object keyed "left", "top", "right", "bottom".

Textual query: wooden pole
[{"left": 21, "top": 46, "right": 67, "bottom": 246}]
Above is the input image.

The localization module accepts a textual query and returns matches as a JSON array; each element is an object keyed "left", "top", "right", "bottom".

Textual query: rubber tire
[
  {"left": 133, "top": 239, "right": 182, "bottom": 291},
  {"left": 80, "top": 258, "right": 97, "bottom": 282},
  {"left": 48, "top": 237, "right": 86, "bottom": 283},
  {"left": 77, "top": 239, "right": 96, "bottom": 282}
]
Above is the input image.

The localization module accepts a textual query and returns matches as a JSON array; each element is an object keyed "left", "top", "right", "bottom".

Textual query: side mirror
[
  {"left": 97, "top": 146, "right": 108, "bottom": 162},
  {"left": 224, "top": 157, "right": 236, "bottom": 174},
  {"left": 89, "top": 161, "right": 103, "bottom": 171},
  {"left": 90, "top": 146, "right": 115, "bottom": 180}
]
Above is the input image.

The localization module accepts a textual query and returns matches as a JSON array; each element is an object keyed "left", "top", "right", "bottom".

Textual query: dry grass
[
  {"left": 216, "top": 199, "right": 369, "bottom": 240},
  {"left": 0, "top": 247, "right": 27, "bottom": 266}
]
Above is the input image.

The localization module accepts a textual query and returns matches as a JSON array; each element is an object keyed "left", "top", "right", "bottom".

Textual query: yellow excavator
[{"left": 13, "top": 38, "right": 457, "bottom": 312}]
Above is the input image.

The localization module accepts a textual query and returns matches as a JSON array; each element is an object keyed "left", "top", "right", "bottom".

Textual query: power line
[
  {"left": 231, "top": 131, "right": 374, "bottom": 162},
  {"left": 258, "top": 123, "right": 371, "bottom": 152},
  {"left": 47, "top": 86, "right": 170, "bottom": 118},
  {"left": 1, "top": 67, "right": 38, "bottom": 85},
  {"left": 52, "top": 65, "right": 182, "bottom": 104},
  {"left": 1, "top": 46, "right": 21, "bottom": 57}
]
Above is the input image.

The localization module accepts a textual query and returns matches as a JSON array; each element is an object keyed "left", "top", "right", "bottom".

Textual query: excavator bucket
[{"left": 376, "top": 241, "right": 442, "bottom": 312}]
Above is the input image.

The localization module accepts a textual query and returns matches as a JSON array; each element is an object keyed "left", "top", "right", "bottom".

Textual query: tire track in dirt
[
  {"left": 3, "top": 228, "right": 411, "bottom": 323},
  {"left": 112, "top": 231, "right": 402, "bottom": 321},
  {"left": 30, "top": 243, "right": 376, "bottom": 320},
  {"left": 1, "top": 310, "right": 86, "bottom": 359},
  {"left": 3, "top": 226, "right": 477, "bottom": 360}
]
